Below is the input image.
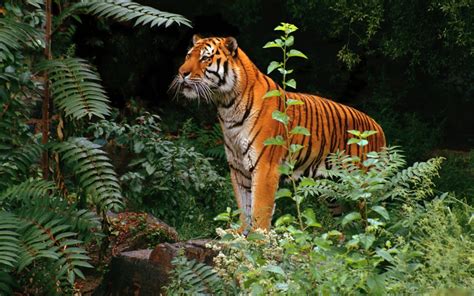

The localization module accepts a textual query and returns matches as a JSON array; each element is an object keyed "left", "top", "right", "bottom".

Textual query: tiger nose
[{"left": 178, "top": 66, "right": 191, "bottom": 78}]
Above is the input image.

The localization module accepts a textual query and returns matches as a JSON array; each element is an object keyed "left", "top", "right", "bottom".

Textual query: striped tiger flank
[{"left": 171, "top": 36, "right": 386, "bottom": 231}]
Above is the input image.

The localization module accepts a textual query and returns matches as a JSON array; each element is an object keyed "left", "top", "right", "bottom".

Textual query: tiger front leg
[
  {"left": 250, "top": 164, "right": 280, "bottom": 230},
  {"left": 229, "top": 167, "right": 253, "bottom": 233}
]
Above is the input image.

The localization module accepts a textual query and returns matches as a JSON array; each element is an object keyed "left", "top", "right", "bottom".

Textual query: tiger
[{"left": 170, "top": 35, "right": 386, "bottom": 231}]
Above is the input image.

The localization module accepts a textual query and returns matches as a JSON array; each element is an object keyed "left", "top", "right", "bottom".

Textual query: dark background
[{"left": 74, "top": 0, "right": 474, "bottom": 161}]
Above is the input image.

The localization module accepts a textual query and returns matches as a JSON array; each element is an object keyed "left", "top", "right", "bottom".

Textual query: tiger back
[{"left": 171, "top": 35, "right": 386, "bottom": 231}]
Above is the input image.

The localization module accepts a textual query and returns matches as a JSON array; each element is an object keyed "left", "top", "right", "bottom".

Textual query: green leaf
[
  {"left": 361, "top": 130, "right": 378, "bottom": 138},
  {"left": 264, "top": 135, "right": 285, "bottom": 146},
  {"left": 287, "top": 99, "right": 304, "bottom": 106},
  {"left": 263, "top": 89, "right": 281, "bottom": 99},
  {"left": 272, "top": 110, "right": 289, "bottom": 125},
  {"left": 371, "top": 206, "right": 390, "bottom": 220},
  {"left": 290, "top": 126, "right": 310, "bottom": 136},
  {"left": 284, "top": 36, "right": 294, "bottom": 47},
  {"left": 359, "top": 233, "right": 376, "bottom": 250},
  {"left": 347, "top": 130, "right": 361, "bottom": 137},
  {"left": 298, "top": 177, "right": 317, "bottom": 187},
  {"left": 289, "top": 144, "right": 304, "bottom": 154},
  {"left": 285, "top": 79, "right": 296, "bottom": 89},
  {"left": 287, "top": 49, "right": 308, "bottom": 59},
  {"left": 275, "top": 188, "right": 292, "bottom": 199},
  {"left": 366, "top": 151, "right": 379, "bottom": 158},
  {"left": 375, "top": 248, "right": 394, "bottom": 262},
  {"left": 341, "top": 212, "right": 361, "bottom": 227},
  {"left": 263, "top": 265, "right": 286, "bottom": 276},
  {"left": 302, "top": 208, "right": 321, "bottom": 228},
  {"left": 267, "top": 61, "right": 282, "bottom": 74},
  {"left": 367, "top": 273, "right": 386, "bottom": 296},
  {"left": 347, "top": 138, "right": 360, "bottom": 145},
  {"left": 247, "top": 232, "right": 265, "bottom": 241},
  {"left": 263, "top": 40, "right": 282, "bottom": 48},
  {"left": 358, "top": 139, "right": 369, "bottom": 146},
  {"left": 278, "top": 163, "right": 291, "bottom": 176}
]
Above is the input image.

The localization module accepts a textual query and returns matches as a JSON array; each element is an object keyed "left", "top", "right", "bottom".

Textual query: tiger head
[{"left": 170, "top": 35, "right": 240, "bottom": 104}]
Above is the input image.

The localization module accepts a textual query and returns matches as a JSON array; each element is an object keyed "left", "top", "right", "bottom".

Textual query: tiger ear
[
  {"left": 192, "top": 34, "right": 202, "bottom": 45},
  {"left": 224, "top": 37, "right": 238, "bottom": 56}
]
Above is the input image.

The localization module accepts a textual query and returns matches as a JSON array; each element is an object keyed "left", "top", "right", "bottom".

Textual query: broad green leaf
[
  {"left": 287, "top": 98, "right": 304, "bottom": 106},
  {"left": 361, "top": 130, "right": 378, "bottom": 138},
  {"left": 359, "top": 233, "right": 376, "bottom": 250},
  {"left": 358, "top": 139, "right": 369, "bottom": 146},
  {"left": 347, "top": 138, "right": 360, "bottom": 145},
  {"left": 371, "top": 206, "right": 390, "bottom": 220},
  {"left": 375, "top": 248, "right": 394, "bottom": 262},
  {"left": 278, "top": 163, "right": 291, "bottom": 176},
  {"left": 290, "top": 126, "right": 310, "bottom": 136},
  {"left": 285, "top": 79, "right": 296, "bottom": 89},
  {"left": 263, "top": 265, "right": 286, "bottom": 276},
  {"left": 275, "top": 214, "right": 295, "bottom": 226},
  {"left": 347, "top": 130, "right": 361, "bottom": 137},
  {"left": 289, "top": 144, "right": 304, "bottom": 154},
  {"left": 287, "top": 49, "right": 308, "bottom": 59},
  {"left": 366, "top": 151, "right": 379, "bottom": 158},
  {"left": 302, "top": 208, "right": 321, "bottom": 228},
  {"left": 247, "top": 232, "right": 266, "bottom": 241},
  {"left": 263, "top": 89, "right": 281, "bottom": 99},
  {"left": 298, "top": 177, "right": 317, "bottom": 187},
  {"left": 342, "top": 212, "right": 361, "bottom": 227},
  {"left": 284, "top": 36, "right": 294, "bottom": 47},
  {"left": 267, "top": 61, "right": 282, "bottom": 74},
  {"left": 264, "top": 136, "right": 285, "bottom": 146},
  {"left": 272, "top": 110, "right": 289, "bottom": 125},
  {"left": 367, "top": 273, "right": 386, "bottom": 296},
  {"left": 275, "top": 188, "right": 292, "bottom": 199}
]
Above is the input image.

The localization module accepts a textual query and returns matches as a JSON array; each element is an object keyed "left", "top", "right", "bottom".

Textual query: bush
[
  {"left": 166, "top": 146, "right": 473, "bottom": 295},
  {"left": 90, "top": 113, "right": 234, "bottom": 238}
]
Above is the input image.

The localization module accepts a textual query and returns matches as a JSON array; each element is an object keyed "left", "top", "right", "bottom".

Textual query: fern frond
[
  {"left": 0, "top": 18, "right": 41, "bottom": 62},
  {"left": 166, "top": 254, "right": 224, "bottom": 295},
  {"left": 53, "top": 137, "right": 122, "bottom": 211},
  {"left": 0, "top": 144, "right": 42, "bottom": 190},
  {"left": 0, "top": 179, "right": 57, "bottom": 203},
  {"left": 0, "top": 212, "right": 20, "bottom": 294},
  {"left": 84, "top": 0, "right": 192, "bottom": 28},
  {"left": 38, "top": 58, "right": 111, "bottom": 120},
  {"left": 14, "top": 204, "right": 93, "bottom": 294},
  {"left": 389, "top": 157, "right": 445, "bottom": 200}
]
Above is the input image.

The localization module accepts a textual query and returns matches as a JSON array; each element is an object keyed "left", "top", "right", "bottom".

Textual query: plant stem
[
  {"left": 41, "top": 0, "right": 52, "bottom": 179},
  {"left": 281, "top": 33, "right": 304, "bottom": 230}
]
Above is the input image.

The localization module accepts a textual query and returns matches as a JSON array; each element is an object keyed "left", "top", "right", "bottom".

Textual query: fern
[
  {"left": 53, "top": 137, "right": 123, "bottom": 211},
  {"left": 0, "top": 202, "right": 95, "bottom": 295},
  {"left": 38, "top": 58, "right": 111, "bottom": 120},
  {"left": 85, "top": 0, "right": 192, "bottom": 28},
  {"left": 14, "top": 204, "right": 93, "bottom": 295},
  {"left": 0, "top": 212, "right": 19, "bottom": 295},
  {"left": 0, "top": 144, "right": 42, "bottom": 190},
  {"left": 0, "top": 18, "right": 41, "bottom": 62},
  {"left": 165, "top": 253, "right": 224, "bottom": 295},
  {"left": 1, "top": 178, "right": 57, "bottom": 202}
]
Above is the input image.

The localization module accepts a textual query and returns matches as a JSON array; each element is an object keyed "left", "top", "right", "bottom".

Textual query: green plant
[
  {"left": 261, "top": 23, "right": 310, "bottom": 230},
  {"left": 90, "top": 113, "right": 234, "bottom": 238},
  {"left": 164, "top": 252, "right": 225, "bottom": 295},
  {"left": 0, "top": 0, "right": 190, "bottom": 292}
]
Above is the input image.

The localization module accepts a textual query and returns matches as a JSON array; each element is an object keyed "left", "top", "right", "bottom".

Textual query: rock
[
  {"left": 94, "top": 240, "right": 216, "bottom": 295},
  {"left": 106, "top": 211, "right": 179, "bottom": 256},
  {"left": 149, "top": 239, "right": 216, "bottom": 274}
]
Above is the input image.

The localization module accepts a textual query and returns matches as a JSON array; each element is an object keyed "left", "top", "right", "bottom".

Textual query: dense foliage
[
  {"left": 1, "top": 0, "right": 472, "bottom": 294},
  {"left": 0, "top": 0, "right": 190, "bottom": 293}
]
